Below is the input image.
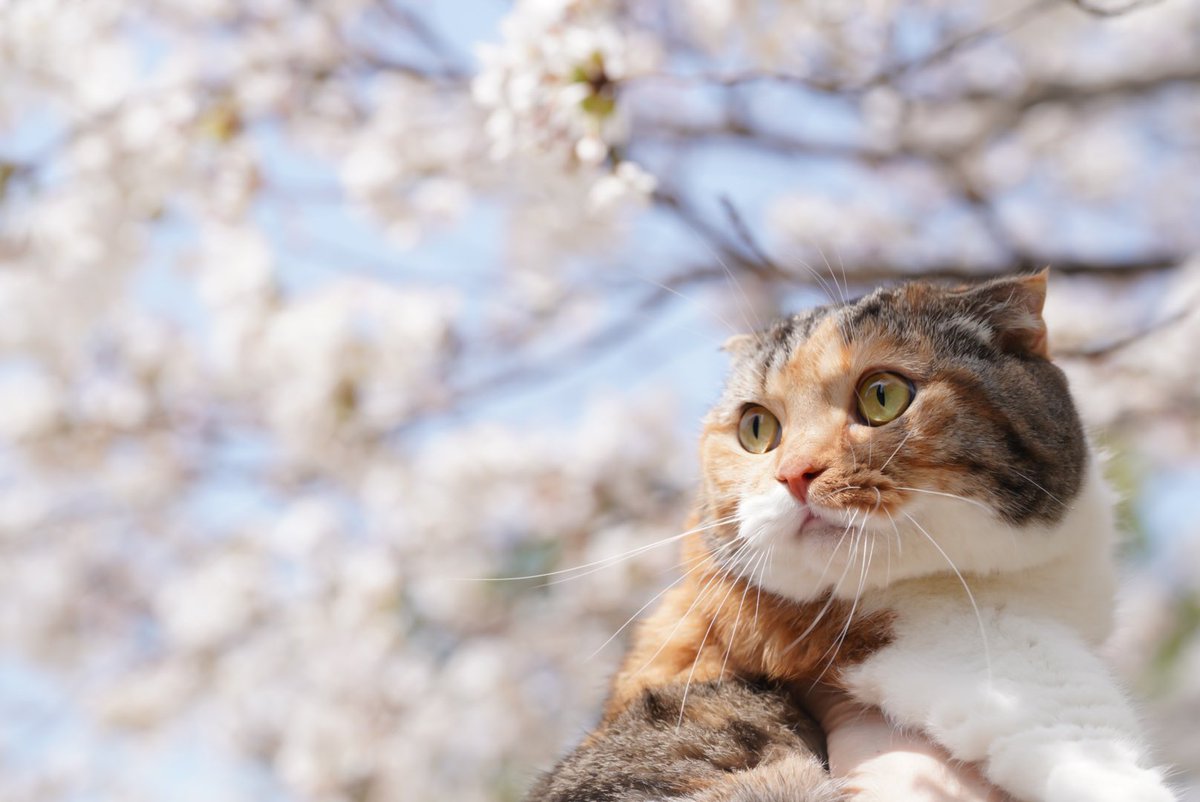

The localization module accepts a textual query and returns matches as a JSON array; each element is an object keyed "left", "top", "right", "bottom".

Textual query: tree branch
[
  {"left": 392, "top": 285, "right": 683, "bottom": 435},
  {"left": 1068, "top": 0, "right": 1167, "bottom": 17},
  {"left": 1057, "top": 304, "right": 1195, "bottom": 360},
  {"left": 627, "top": 0, "right": 1058, "bottom": 95},
  {"left": 863, "top": 0, "right": 1058, "bottom": 90},
  {"left": 659, "top": 254, "right": 1185, "bottom": 294},
  {"left": 380, "top": 0, "right": 470, "bottom": 70}
]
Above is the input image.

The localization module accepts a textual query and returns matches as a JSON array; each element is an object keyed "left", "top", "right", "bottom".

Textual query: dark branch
[
  {"left": 1069, "top": 0, "right": 1167, "bottom": 17},
  {"left": 651, "top": 187, "right": 772, "bottom": 279},
  {"left": 863, "top": 0, "right": 1058, "bottom": 90},
  {"left": 392, "top": 284, "right": 682, "bottom": 436},
  {"left": 381, "top": 0, "right": 470, "bottom": 70},
  {"left": 659, "top": 255, "right": 1185, "bottom": 295},
  {"left": 1009, "top": 66, "right": 1200, "bottom": 110},
  {"left": 627, "top": 0, "right": 1058, "bottom": 95},
  {"left": 624, "top": 69, "right": 849, "bottom": 95},
  {"left": 718, "top": 196, "right": 780, "bottom": 273},
  {"left": 1057, "top": 305, "right": 1195, "bottom": 360},
  {"left": 635, "top": 119, "right": 897, "bottom": 162}
]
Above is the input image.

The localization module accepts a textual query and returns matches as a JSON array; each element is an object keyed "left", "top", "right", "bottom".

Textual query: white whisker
[
  {"left": 831, "top": 243, "right": 852, "bottom": 307},
  {"left": 879, "top": 429, "right": 915, "bottom": 472},
  {"left": 811, "top": 243, "right": 854, "bottom": 347},
  {"left": 884, "top": 507, "right": 903, "bottom": 557},
  {"left": 636, "top": 275, "right": 740, "bottom": 338},
  {"left": 883, "top": 501, "right": 898, "bottom": 585},
  {"left": 812, "top": 521, "right": 873, "bottom": 687},
  {"left": 902, "top": 512, "right": 993, "bottom": 684},
  {"left": 460, "top": 515, "right": 738, "bottom": 584},
  {"left": 718, "top": 549, "right": 764, "bottom": 682},
  {"left": 588, "top": 543, "right": 728, "bottom": 659},
  {"left": 790, "top": 255, "right": 840, "bottom": 307},
  {"left": 810, "top": 509, "right": 859, "bottom": 591},
  {"left": 719, "top": 257, "right": 766, "bottom": 337},
  {"left": 786, "top": 517, "right": 859, "bottom": 654},
  {"left": 814, "top": 242, "right": 849, "bottom": 306},
  {"left": 893, "top": 486, "right": 992, "bottom": 515},
  {"left": 688, "top": 229, "right": 764, "bottom": 339},
  {"left": 629, "top": 539, "right": 743, "bottom": 680},
  {"left": 676, "top": 551, "right": 747, "bottom": 729},
  {"left": 1010, "top": 468, "right": 1067, "bottom": 508},
  {"left": 752, "top": 543, "right": 772, "bottom": 629}
]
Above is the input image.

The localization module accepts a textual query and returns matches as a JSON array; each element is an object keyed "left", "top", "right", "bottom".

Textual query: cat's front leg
[{"left": 842, "top": 602, "right": 1174, "bottom": 802}]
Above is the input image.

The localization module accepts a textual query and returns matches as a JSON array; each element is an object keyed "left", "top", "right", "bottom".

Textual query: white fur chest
[{"left": 837, "top": 470, "right": 1172, "bottom": 802}]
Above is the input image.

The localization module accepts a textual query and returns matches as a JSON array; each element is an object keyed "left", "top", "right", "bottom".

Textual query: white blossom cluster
[
  {"left": 474, "top": 0, "right": 660, "bottom": 208},
  {"left": 1, "top": 0, "right": 1199, "bottom": 800}
]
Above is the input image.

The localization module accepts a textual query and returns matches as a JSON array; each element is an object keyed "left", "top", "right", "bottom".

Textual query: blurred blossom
[
  {"left": 339, "top": 75, "right": 481, "bottom": 246},
  {"left": 250, "top": 281, "right": 458, "bottom": 450},
  {"left": 0, "top": 369, "right": 63, "bottom": 440}
]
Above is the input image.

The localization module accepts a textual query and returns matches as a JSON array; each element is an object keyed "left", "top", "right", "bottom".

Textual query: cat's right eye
[
  {"left": 737, "top": 405, "right": 782, "bottom": 454},
  {"left": 856, "top": 371, "right": 914, "bottom": 426}
]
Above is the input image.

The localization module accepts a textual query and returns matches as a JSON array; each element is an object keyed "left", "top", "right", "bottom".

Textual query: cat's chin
[
  {"left": 796, "top": 509, "right": 843, "bottom": 538},
  {"left": 733, "top": 483, "right": 865, "bottom": 600}
]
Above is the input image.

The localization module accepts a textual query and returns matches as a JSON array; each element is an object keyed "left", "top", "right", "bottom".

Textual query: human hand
[{"left": 804, "top": 685, "right": 1017, "bottom": 802}]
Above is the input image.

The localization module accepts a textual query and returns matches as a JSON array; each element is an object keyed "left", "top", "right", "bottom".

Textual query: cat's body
[
  {"left": 530, "top": 273, "right": 1174, "bottom": 802},
  {"left": 528, "top": 678, "right": 836, "bottom": 802}
]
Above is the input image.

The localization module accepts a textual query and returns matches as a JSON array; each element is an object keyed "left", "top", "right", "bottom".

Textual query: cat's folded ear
[
  {"left": 721, "top": 333, "right": 757, "bottom": 358},
  {"left": 957, "top": 269, "right": 1050, "bottom": 358}
]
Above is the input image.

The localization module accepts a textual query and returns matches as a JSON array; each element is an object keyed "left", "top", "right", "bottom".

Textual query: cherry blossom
[{"left": 1, "top": 1, "right": 1199, "bottom": 800}]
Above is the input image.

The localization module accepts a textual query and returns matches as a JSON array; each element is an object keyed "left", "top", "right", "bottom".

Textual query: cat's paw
[{"left": 1045, "top": 760, "right": 1175, "bottom": 802}]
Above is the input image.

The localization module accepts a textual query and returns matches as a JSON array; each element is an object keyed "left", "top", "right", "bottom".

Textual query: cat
[{"left": 527, "top": 271, "right": 1176, "bottom": 802}]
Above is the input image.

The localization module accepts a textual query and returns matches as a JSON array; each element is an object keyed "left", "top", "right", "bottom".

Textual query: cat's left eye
[
  {"left": 856, "top": 372, "right": 914, "bottom": 426},
  {"left": 737, "top": 405, "right": 782, "bottom": 454}
]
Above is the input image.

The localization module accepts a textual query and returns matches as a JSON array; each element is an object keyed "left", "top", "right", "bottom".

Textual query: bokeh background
[{"left": 1, "top": 0, "right": 1199, "bottom": 799}]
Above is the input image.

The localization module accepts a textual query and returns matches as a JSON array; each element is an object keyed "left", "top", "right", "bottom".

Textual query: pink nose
[{"left": 777, "top": 465, "right": 827, "bottom": 503}]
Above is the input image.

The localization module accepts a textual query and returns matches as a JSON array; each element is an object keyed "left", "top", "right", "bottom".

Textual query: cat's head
[{"left": 698, "top": 271, "right": 1095, "bottom": 602}]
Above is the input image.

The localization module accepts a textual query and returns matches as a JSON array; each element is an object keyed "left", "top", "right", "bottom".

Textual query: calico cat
[{"left": 528, "top": 272, "right": 1175, "bottom": 802}]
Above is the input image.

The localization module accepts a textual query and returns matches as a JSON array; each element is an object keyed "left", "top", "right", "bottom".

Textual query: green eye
[
  {"left": 738, "top": 405, "right": 782, "bottom": 454},
  {"left": 856, "top": 372, "right": 914, "bottom": 426}
]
